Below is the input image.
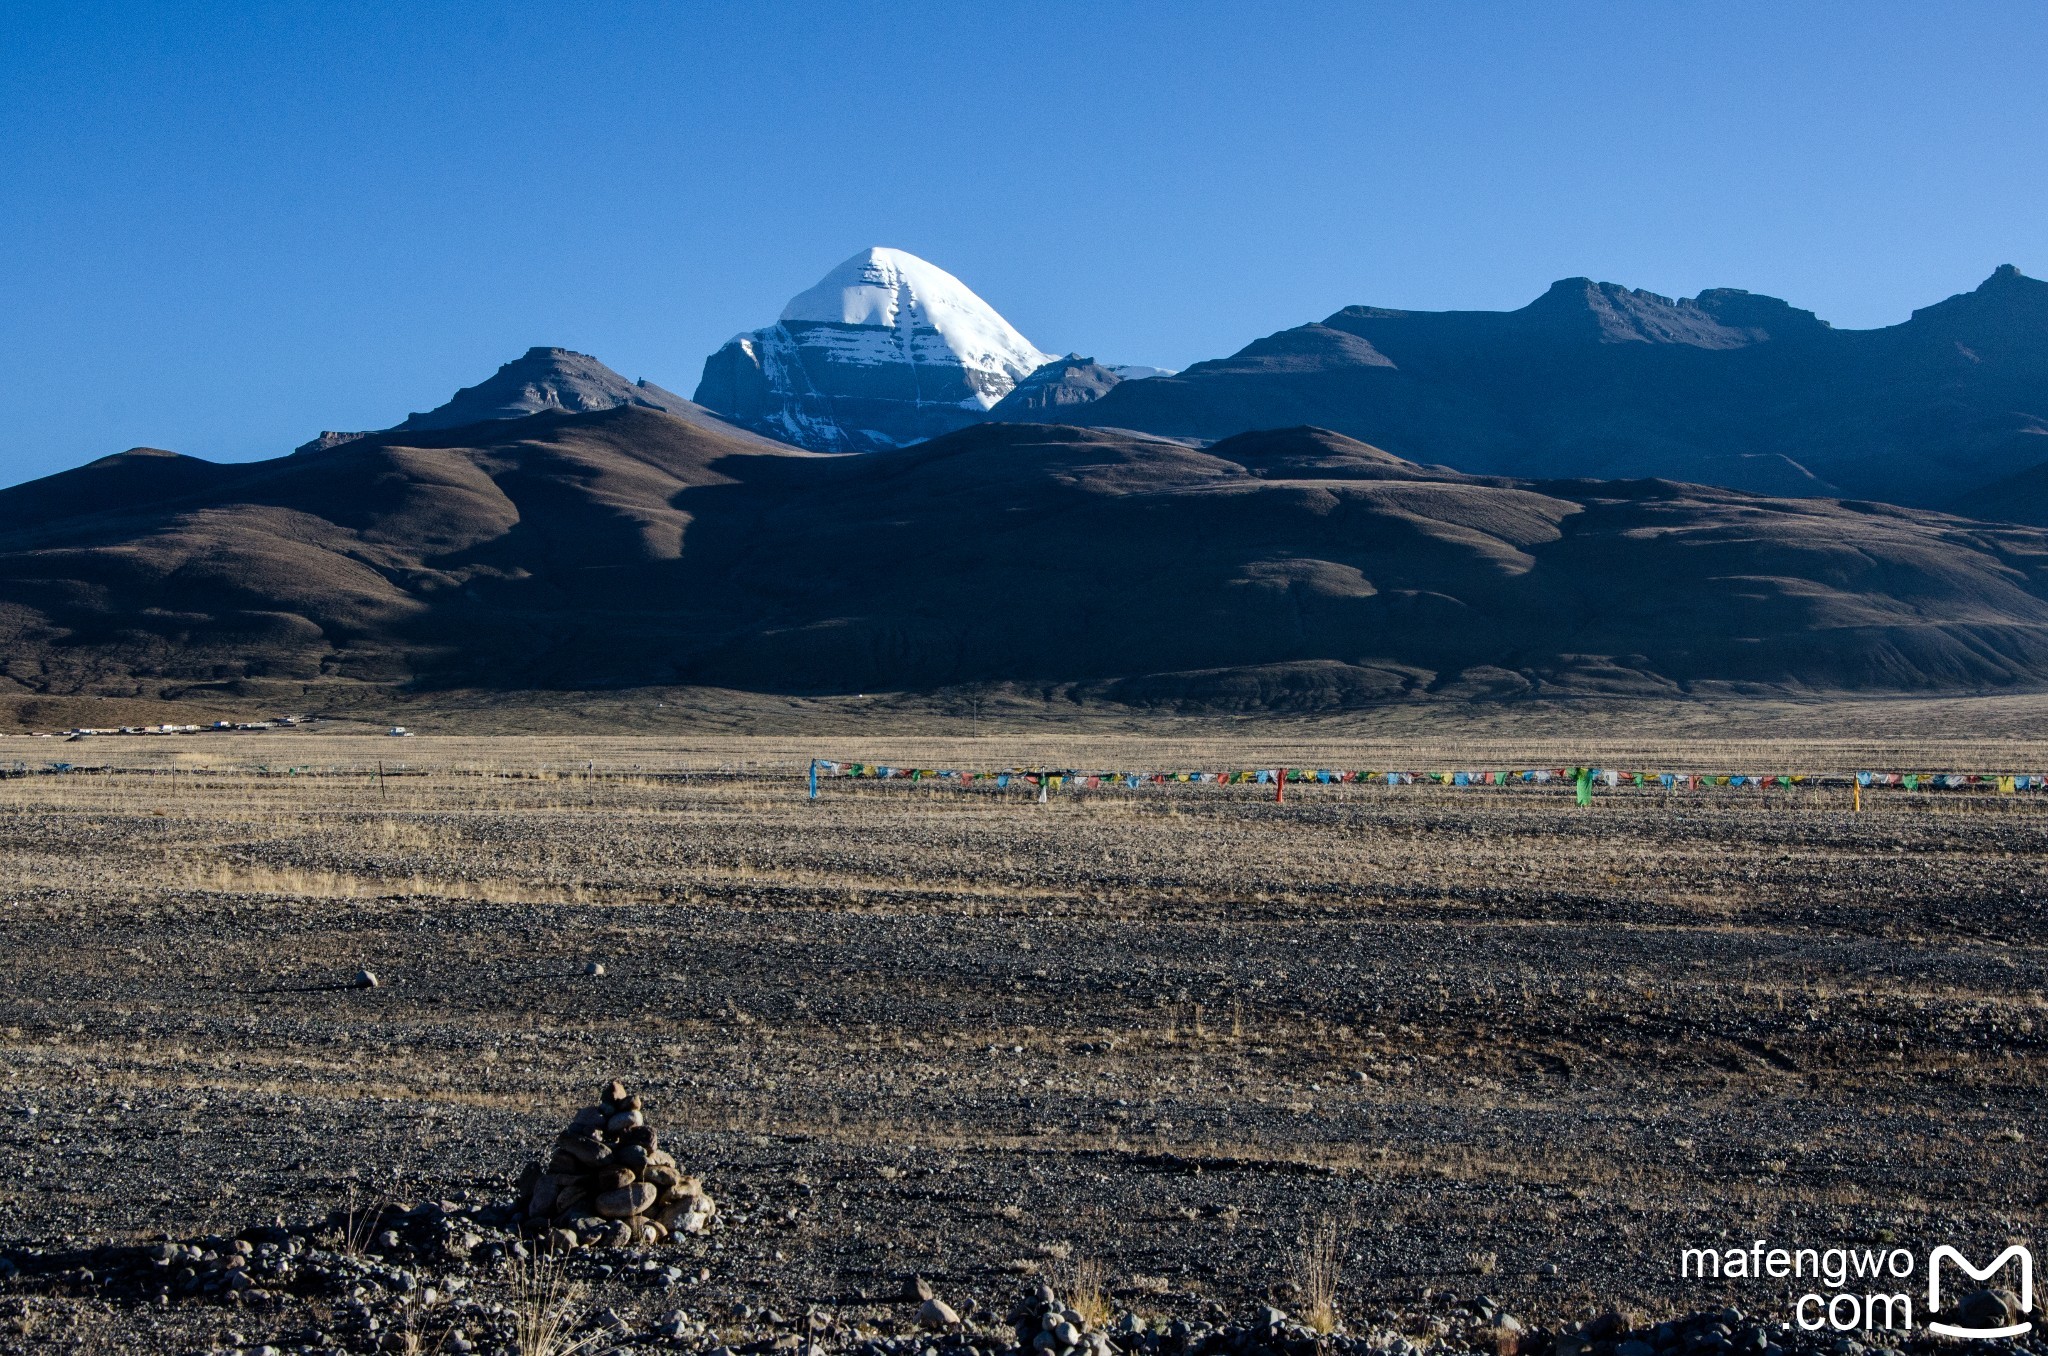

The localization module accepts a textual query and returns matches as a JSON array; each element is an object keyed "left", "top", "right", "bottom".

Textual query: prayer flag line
[{"left": 805, "top": 760, "right": 2048, "bottom": 800}]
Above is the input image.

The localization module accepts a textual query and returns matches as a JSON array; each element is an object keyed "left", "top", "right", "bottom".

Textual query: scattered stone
[
  {"left": 1956, "top": 1288, "right": 2023, "bottom": 1330},
  {"left": 513, "top": 1080, "right": 714, "bottom": 1248},
  {"left": 352, "top": 969, "right": 379, "bottom": 989},
  {"left": 596, "top": 1183, "right": 658, "bottom": 1219},
  {"left": 0, "top": 1262, "right": 2014, "bottom": 1356},
  {"left": 585, "top": 961, "right": 606, "bottom": 976},
  {"left": 1012, "top": 1287, "right": 1107, "bottom": 1356}
]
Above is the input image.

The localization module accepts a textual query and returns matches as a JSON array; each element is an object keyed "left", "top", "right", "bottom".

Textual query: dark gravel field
[{"left": 0, "top": 734, "right": 2040, "bottom": 1354}]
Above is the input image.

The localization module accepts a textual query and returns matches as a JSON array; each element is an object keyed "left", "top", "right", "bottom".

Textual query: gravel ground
[{"left": 0, "top": 740, "right": 2041, "bottom": 1353}]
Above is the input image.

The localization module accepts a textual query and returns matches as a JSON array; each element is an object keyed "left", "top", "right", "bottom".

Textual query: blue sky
[{"left": 3, "top": 1, "right": 2045, "bottom": 484}]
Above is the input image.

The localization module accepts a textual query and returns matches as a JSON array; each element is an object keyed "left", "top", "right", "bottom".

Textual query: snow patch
[{"left": 780, "top": 247, "right": 1053, "bottom": 407}]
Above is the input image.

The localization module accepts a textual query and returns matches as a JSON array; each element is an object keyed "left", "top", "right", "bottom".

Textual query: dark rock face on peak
[
  {"left": 1509, "top": 277, "right": 1784, "bottom": 347},
  {"left": 297, "top": 348, "right": 762, "bottom": 454},
  {"left": 10, "top": 416, "right": 2048, "bottom": 708},
  {"left": 394, "top": 347, "right": 701, "bottom": 431},
  {"left": 1047, "top": 267, "right": 2048, "bottom": 509},
  {"left": 987, "top": 355, "right": 1125, "bottom": 418}
]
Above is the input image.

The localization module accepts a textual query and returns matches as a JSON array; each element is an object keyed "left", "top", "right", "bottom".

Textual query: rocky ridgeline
[{"left": 515, "top": 1081, "right": 716, "bottom": 1251}]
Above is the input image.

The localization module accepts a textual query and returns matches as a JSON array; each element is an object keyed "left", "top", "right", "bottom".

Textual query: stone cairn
[{"left": 514, "top": 1080, "right": 714, "bottom": 1250}]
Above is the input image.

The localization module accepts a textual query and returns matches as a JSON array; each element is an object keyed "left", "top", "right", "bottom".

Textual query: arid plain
[{"left": 0, "top": 698, "right": 2043, "bottom": 1353}]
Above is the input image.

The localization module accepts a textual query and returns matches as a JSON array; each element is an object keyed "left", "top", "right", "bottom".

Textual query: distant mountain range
[
  {"left": 8, "top": 407, "right": 2048, "bottom": 709},
  {"left": 1048, "top": 265, "right": 2048, "bottom": 511},
  {"left": 303, "top": 252, "right": 2048, "bottom": 518},
  {"left": 7, "top": 250, "right": 2048, "bottom": 712}
]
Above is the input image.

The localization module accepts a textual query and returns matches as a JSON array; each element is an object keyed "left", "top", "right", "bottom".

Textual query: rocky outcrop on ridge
[
  {"left": 297, "top": 347, "right": 751, "bottom": 453},
  {"left": 988, "top": 355, "right": 1126, "bottom": 418},
  {"left": 1050, "top": 265, "right": 2048, "bottom": 508}
]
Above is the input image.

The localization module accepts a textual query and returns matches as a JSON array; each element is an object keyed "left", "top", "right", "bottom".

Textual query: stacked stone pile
[
  {"left": 1009, "top": 1285, "right": 1116, "bottom": 1356},
  {"left": 516, "top": 1080, "right": 715, "bottom": 1250}
]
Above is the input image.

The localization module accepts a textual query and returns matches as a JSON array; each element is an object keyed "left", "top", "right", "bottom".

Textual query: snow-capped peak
[
  {"left": 780, "top": 247, "right": 1053, "bottom": 396},
  {"left": 696, "top": 246, "right": 1065, "bottom": 450}
]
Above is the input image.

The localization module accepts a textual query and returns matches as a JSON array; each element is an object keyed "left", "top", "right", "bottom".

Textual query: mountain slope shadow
[{"left": 8, "top": 411, "right": 2048, "bottom": 707}]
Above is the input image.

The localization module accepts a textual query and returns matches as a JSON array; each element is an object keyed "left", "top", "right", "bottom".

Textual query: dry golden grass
[
  {"left": 335, "top": 1184, "right": 395, "bottom": 1260},
  {"left": 1297, "top": 1216, "right": 1343, "bottom": 1334},
  {"left": 508, "top": 1254, "right": 609, "bottom": 1356},
  {"left": 0, "top": 720, "right": 2042, "bottom": 1330},
  {"left": 1057, "top": 1255, "right": 1112, "bottom": 1328},
  {"left": 31, "top": 685, "right": 2048, "bottom": 779}
]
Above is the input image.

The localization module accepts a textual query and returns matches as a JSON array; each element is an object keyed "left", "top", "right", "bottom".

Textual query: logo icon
[{"left": 1928, "top": 1245, "right": 2033, "bottom": 1339}]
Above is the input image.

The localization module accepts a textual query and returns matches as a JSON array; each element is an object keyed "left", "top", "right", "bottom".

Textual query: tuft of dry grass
[
  {"left": 510, "top": 1253, "right": 610, "bottom": 1356},
  {"left": 1297, "top": 1215, "right": 1343, "bottom": 1334},
  {"left": 393, "top": 1317, "right": 452, "bottom": 1356},
  {"left": 338, "top": 1185, "right": 392, "bottom": 1261},
  {"left": 1059, "top": 1254, "right": 1113, "bottom": 1328},
  {"left": 3, "top": 1298, "right": 41, "bottom": 1339}
]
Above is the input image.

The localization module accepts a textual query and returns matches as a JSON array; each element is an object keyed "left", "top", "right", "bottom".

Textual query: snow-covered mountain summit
[
  {"left": 695, "top": 247, "right": 1056, "bottom": 452},
  {"left": 778, "top": 247, "right": 1053, "bottom": 400}
]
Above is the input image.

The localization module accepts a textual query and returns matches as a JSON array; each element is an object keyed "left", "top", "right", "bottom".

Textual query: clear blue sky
[{"left": 4, "top": 1, "right": 2045, "bottom": 485}]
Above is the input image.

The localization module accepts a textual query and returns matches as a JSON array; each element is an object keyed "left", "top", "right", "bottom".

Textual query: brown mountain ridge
[{"left": 7, "top": 408, "right": 2048, "bottom": 710}]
